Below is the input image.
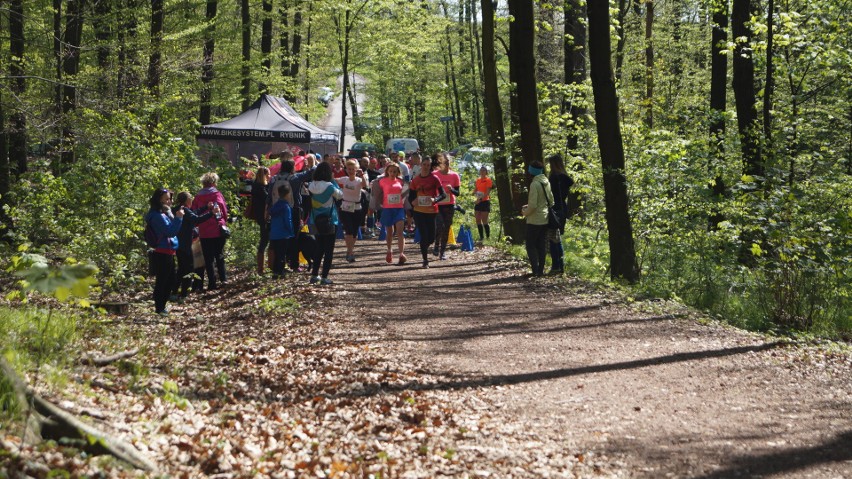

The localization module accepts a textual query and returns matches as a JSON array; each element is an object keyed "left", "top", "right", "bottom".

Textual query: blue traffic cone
[
  {"left": 462, "top": 226, "right": 475, "bottom": 251},
  {"left": 456, "top": 225, "right": 464, "bottom": 244}
]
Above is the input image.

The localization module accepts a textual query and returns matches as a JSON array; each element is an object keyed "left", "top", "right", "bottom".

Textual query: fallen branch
[
  {"left": 80, "top": 348, "right": 139, "bottom": 366},
  {"left": 0, "top": 357, "right": 157, "bottom": 472}
]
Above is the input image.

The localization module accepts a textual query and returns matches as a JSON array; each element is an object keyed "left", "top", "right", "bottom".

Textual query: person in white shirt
[{"left": 337, "top": 159, "right": 368, "bottom": 262}]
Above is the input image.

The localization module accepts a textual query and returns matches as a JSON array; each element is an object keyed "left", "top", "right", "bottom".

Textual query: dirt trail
[{"left": 328, "top": 239, "right": 852, "bottom": 478}]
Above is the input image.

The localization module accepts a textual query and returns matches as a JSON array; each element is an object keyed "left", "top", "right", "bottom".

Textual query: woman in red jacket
[{"left": 191, "top": 172, "right": 229, "bottom": 290}]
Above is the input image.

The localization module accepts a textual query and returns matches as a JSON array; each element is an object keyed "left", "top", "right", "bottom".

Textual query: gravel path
[{"left": 328, "top": 238, "right": 852, "bottom": 478}]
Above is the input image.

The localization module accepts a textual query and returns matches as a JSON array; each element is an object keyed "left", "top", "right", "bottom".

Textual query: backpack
[
  {"left": 144, "top": 215, "right": 159, "bottom": 248},
  {"left": 267, "top": 173, "right": 293, "bottom": 207}
]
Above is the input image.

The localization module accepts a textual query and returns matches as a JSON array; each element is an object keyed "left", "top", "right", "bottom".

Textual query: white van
[{"left": 385, "top": 138, "right": 420, "bottom": 156}]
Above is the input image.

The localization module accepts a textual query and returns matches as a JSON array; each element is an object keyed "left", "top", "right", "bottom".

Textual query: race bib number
[
  {"left": 345, "top": 182, "right": 358, "bottom": 190},
  {"left": 388, "top": 194, "right": 401, "bottom": 205},
  {"left": 341, "top": 201, "right": 358, "bottom": 212},
  {"left": 417, "top": 196, "right": 433, "bottom": 207}
]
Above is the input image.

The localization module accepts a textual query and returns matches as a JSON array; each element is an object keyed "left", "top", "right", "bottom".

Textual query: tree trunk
[
  {"left": 93, "top": 0, "right": 112, "bottom": 94},
  {"left": 587, "top": 0, "right": 640, "bottom": 283},
  {"left": 260, "top": 0, "right": 273, "bottom": 94},
  {"left": 644, "top": 0, "right": 654, "bottom": 129},
  {"left": 117, "top": 0, "right": 140, "bottom": 107},
  {"left": 147, "top": 0, "right": 163, "bottom": 98},
  {"left": 0, "top": 89, "right": 8, "bottom": 204},
  {"left": 763, "top": 0, "right": 775, "bottom": 160},
  {"left": 61, "top": 0, "right": 86, "bottom": 167},
  {"left": 290, "top": 6, "right": 303, "bottom": 78},
  {"left": 563, "top": 0, "right": 586, "bottom": 152},
  {"left": 241, "top": 0, "right": 252, "bottom": 111},
  {"left": 480, "top": 0, "right": 516, "bottom": 242},
  {"left": 709, "top": 0, "right": 729, "bottom": 227},
  {"left": 731, "top": 0, "right": 762, "bottom": 178},
  {"left": 615, "top": 0, "right": 629, "bottom": 84},
  {"left": 441, "top": 1, "right": 464, "bottom": 142},
  {"left": 508, "top": 0, "right": 543, "bottom": 174},
  {"left": 54, "top": 0, "right": 63, "bottom": 115},
  {"left": 467, "top": 0, "right": 481, "bottom": 136},
  {"left": 563, "top": 0, "right": 587, "bottom": 217},
  {"left": 199, "top": 0, "right": 218, "bottom": 126},
  {"left": 9, "top": 0, "right": 27, "bottom": 176},
  {"left": 147, "top": 0, "right": 164, "bottom": 132}
]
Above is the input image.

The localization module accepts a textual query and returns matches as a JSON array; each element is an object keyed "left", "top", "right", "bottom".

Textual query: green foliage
[{"left": 258, "top": 296, "right": 300, "bottom": 316}]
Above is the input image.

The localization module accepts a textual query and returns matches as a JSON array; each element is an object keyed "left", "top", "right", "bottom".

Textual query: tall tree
[
  {"left": 563, "top": 0, "right": 586, "bottom": 153},
  {"left": 9, "top": 0, "right": 27, "bottom": 175},
  {"left": 709, "top": 0, "right": 729, "bottom": 222},
  {"left": 241, "top": 0, "right": 251, "bottom": 110},
  {"left": 644, "top": 0, "right": 654, "bottom": 128},
  {"left": 507, "top": 0, "right": 543, "bottom": 173},
  {"left": 441, "top": 0, "right": 464, "bottom": 142},
  {"left": 93, "top": 0, "right": 112, "bottom": 94},
  {"left": 563, "top": 0, "right": 587, "bottom": 217},
  {"left": 147, "top": 0, "right": 163, "bottom": 98},
  {"left": 331, "top": 0, "right": 370, "bottom": 152},
  {"left": 731, "top": 0, "right": 762, "bottom": 178},
  {"left": 587, "top": 0, "right": 639, "bottom": 282},
  {"left": 259, "top": 0, "right": 273, "bottom": 94},
  {"left": 480, "top": 0, "right": 513, "bottom": 239},
  {"left": 61, "top": 0, "right": 86, "bottom": 166},
  {"left": 467, "top": 0, "right": 482, "bottom": 136},
  {"left": 199, "top": 0, "right": 217, "bottom": 126},
  {"left": 763, "top": 0, "right": 775, "bottom": 158},
  {"left": 117, "top": 0, "right": 140, "bottom": 106}
]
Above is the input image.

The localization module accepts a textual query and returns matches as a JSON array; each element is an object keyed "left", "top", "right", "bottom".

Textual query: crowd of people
[{"left": 144, "top": 149, "right": 572, "bottom": 315}]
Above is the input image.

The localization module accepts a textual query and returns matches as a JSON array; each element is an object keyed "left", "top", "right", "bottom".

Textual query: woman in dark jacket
[
  {"left": 172, "top": 191, "right": 212, "bottom": 301},
  {"left": 547, "top": 154, "right": 574, "bottom": 275},
  {"left": 145, "top": 188, "right": 184, "bottom": 315},
  {"left": 252, "top": 166, "right": 271, "bottom": 274}
]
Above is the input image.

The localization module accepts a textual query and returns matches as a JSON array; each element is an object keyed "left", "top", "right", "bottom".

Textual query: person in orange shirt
[
  {"left": 473, "top": 166, "right": 493, "bottom": 242},
  {"left": 409, "top": 155, "right": 446, "bottom": 268}
]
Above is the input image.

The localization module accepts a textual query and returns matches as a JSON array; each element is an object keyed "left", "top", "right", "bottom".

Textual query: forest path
[{"left": 325, "top": 239, "right": 852, "bottom": 478}]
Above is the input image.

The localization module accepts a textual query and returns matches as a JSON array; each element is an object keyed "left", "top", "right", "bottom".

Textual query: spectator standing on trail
[
  {"left": 409, "top": 155, "right": 446, "bottom": 268},
  {"left": 191, "top": 173, "right": 228, "bottom": 290},
  {"left": 251, "top": 166, "right": 271, "bottom": 274},
  {"left": 269, "top": 183, "right": 295, "bottom": 278},
  {"left": 338, "top": 159, "right": 368, "bottom": 262},
  {"left": 146, "top": 188, "right": 184, "bottom": 315},
  {"left": 376, "top": 162, "right": 408, "bottom": 265},
  {"left": 474, "top": 166, "right": 493, "bottom": 242},
  {"left": 521, "top": 160, "right": 553, "bottom": 277},
  {"left": 547, "top": 153, "right": 574, "bottom": 275},
  {"left": 172, "top": 191, "right": 212, "bottom": 300},
  {"left": 307, "top": 162, "right": 343, "bottom": 285},
  {"left": 434, "top": 152, "right": 461, "bottom": 260}
]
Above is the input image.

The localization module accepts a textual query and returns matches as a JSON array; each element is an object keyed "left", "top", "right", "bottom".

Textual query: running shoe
[
  {"left": 346, "top": 254, "right": 356, "bottom": 263},
  {"left": 156, "top": 309, "right": 169, "bottom": 317},
  {"left": 422, "top": 260, "right": 429, "bottom": 268},
  {"left": 309, "top": 276, "right": 320, "bottom": 284},
  {"left": 386, "top": 251, "right": 393, "bottom": 263},
  {"left": 440, "top": 254, "right": 447, "bottom": 261},
  {"left": 398, "top": 254, "right": 407, "bottom": 265},
  {"left": 320, "top": 278, "right": 333, "bottom": 285}
]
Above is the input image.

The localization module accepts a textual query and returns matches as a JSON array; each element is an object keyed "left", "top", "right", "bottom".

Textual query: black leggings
[
  {"left": 201, "top": 236, "right": 227, "bottom": 288},
  {"left": 311, "top": 233, "right": 336, "bottom": 278},
  {"left": 151, "top": 252, "right": 176, "bottom": 312},
  {"left": 174, "top": 249, "right": 195, "bottom": 297},
  {"left": 413, "top": 211, "right": 437, "bottom": 260},
  {"left": 435, "top": 204, "right": 455, "bottom": 254}
]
